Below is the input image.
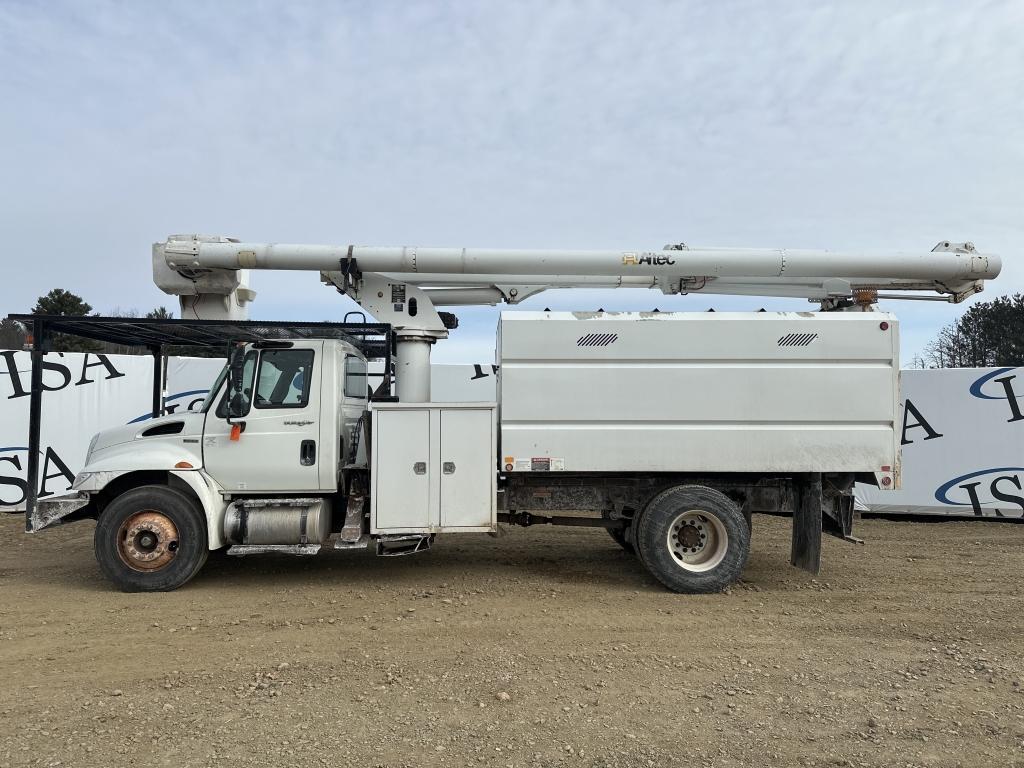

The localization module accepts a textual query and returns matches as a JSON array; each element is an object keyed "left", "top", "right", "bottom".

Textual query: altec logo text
[{"left": 622, "top": 253, "right": 676, "bottom": 266}]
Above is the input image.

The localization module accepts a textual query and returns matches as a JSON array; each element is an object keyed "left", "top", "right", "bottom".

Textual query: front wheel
[
  {"left": 635, "top": 485, "right": 750, "bottom": 593},
  {"left": 94, "top": 485, "right": 209, "bottom": 592}
]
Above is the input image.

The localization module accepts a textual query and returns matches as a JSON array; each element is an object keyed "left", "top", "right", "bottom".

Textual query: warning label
[{"left": 527, "top": 457, "right": 564, "bottom": 472}]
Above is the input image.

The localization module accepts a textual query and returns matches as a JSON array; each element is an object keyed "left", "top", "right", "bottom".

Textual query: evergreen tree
[{"left": 30, "top": 289, "right": 100, "bottom": 352}]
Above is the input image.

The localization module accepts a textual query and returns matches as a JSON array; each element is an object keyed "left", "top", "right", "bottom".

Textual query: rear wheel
[
  {"left": 635, "top": 485, "right": 750, "bottom": 593},
  {"left": 94, "top": 485, "right": 208, "bottom": 592}
]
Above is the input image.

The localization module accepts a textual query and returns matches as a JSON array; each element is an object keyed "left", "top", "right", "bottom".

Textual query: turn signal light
[
  {"left": 174, "top": 461, "right": 194, "bottom": 469},
  {"left": 230, "top": 424, "right": 242, "bottom": 442}
]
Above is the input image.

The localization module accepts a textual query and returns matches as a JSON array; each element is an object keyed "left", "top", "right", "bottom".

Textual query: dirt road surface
[{"left": 1, "top": 513, "right": 1023, "bottom": 768}]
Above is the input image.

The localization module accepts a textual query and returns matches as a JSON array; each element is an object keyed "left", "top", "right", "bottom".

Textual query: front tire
[
  {"left": 94, "top": 485, "right": 209, "bottom": 592},
  {"left": 635, "top": 485, "right": 750, "bottom": 593}
]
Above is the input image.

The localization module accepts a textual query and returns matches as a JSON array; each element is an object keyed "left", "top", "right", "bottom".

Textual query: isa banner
[
  {"left": 857, "top": 367, "right": 1024, "bottom": 519},
  {"left": 0, "top": 351, "right": 221, "bottom": 511}
]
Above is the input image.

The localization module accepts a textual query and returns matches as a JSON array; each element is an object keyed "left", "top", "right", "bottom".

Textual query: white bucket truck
[{"left": 20, "top": 237, "right": 1000, "bottom": 593}]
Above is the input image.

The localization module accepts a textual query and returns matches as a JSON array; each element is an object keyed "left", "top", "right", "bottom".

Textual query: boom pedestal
[{"left": 395, "top": 330, "right": 443, "bottom": 403}]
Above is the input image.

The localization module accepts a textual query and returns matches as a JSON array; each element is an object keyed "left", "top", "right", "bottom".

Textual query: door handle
[
  {"left": 443, "top": 461, "right": 456, "bottom": 474},
  {"left": 300, "top": 440, "right": 316, "bottom": 466}
]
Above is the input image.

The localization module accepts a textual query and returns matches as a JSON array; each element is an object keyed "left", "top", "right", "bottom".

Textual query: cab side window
[
  {"left": 254, "top": 349, "right": 315, "bottom": 408},
  {"left": 344, "top": 355, "right": 367, "bottom": 399}
]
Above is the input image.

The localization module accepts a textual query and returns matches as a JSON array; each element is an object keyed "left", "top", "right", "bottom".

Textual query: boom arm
[{"left": 153, "top": 234, "right": 1001, "bottom": 400}]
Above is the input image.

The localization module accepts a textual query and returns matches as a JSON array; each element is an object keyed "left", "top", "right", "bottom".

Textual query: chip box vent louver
[
  {"left": 577, "top": 333, "right": 619, "bottom": 347},
  {"left": 777, "top": 332, "right": 819, "bottom": 347}
]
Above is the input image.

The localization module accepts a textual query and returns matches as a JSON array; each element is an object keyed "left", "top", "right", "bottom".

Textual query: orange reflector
[
  {"left": 174, "top": 461, "right": 194, "bottom": 469},
  {"left": 881, "top": 465, "right": 891, "bottom": 472},
  {"left": 230, "top": 424, "right": 242, "bottom": 442}
]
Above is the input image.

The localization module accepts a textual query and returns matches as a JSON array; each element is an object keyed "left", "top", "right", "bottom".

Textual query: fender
[
  {"left": 169, "top": 469, "right": 229, "bottom": 550},
  {"left": 39, "top": 468, "right": 229, "bottom": 549}
]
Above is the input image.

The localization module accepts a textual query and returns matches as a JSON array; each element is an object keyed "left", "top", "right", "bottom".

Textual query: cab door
[{"left": 203, "top": 342, "right": 323, "bottom": 492}]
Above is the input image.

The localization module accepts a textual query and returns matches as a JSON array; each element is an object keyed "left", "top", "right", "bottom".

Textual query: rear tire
[
  {"left": 94, "top": 485, "right": 209, "bottom": 592},
  {"left": 635, "top": 485, "right": 750, "bottom": 593}
]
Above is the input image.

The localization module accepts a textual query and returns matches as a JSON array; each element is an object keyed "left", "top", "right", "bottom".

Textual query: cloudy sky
[{"left": 1, "top": 0, "right": 1021, "bottom": 363}]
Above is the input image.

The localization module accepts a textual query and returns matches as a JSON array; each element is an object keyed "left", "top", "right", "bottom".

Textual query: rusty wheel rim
[{"left": 116, "top": 510, "right": 179, "bottom": 572}]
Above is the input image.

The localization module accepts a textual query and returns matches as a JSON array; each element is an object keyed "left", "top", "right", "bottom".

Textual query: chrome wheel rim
[{"left": 666, "top": 510, "right": 728, "bottom": 572}]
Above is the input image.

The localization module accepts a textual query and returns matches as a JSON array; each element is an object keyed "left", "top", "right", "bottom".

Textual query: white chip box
[{"left": 497, "top": 311, "right": 899, "bottom": 485}]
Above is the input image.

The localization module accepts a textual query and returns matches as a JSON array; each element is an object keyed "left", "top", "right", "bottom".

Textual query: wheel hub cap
[
  {"left": 667, "top": 510, "right": 728, "bottom": 573},
  {"left": 117, "top": 511, "right": 179, "bottom": 572}
]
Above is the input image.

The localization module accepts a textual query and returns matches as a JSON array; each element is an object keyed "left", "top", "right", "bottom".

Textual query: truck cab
[
  {"left": 20, "top": 317, "right": 390, "bottom": 592},
  {"left": 200, "top": 339, "right": 369, "bottom": 493}
]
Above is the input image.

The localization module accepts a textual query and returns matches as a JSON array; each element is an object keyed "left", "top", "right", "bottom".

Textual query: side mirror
[{"left": 226, "top": 345, "right": 247, "bottom": 422}]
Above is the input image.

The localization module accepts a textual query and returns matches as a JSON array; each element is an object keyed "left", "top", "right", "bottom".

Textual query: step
[{"left": 227, "top": 544, "right": 322, "bottom": 557}]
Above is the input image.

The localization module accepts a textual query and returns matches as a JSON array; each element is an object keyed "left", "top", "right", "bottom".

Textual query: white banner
[
  {"left": 4, "top": 352, "right": 1020, "bottom": 520},
  {"left": 857, "top": 367, "right": 1024, "bottom": 519},
  {"left": 0, "top": 351, "right": 221, "bottom": 511}
]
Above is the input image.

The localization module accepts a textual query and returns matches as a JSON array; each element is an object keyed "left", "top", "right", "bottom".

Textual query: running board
[
  {"left": 376, "top": 535, "right": 432, "bottom": 557},
  {"left": 227, "top": 544, "right": 322, "bottom": 557}
]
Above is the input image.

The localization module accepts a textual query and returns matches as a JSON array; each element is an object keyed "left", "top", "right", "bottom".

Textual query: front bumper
[{"left": 29, "top": 491, "right": 94, "bottom": 532}]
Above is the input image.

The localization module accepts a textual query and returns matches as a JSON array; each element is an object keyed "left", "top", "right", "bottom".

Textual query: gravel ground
[{"left": 1, "top": 512, "right": 1023, "bottom": 768}]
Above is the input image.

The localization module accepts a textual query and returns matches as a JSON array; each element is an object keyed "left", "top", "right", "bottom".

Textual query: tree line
[
  {"left": 911, "top": 293, "right": 1024, "bottom": 369},
  {"left": 0, "top": 289, "right": 221, "bottom": 356}
]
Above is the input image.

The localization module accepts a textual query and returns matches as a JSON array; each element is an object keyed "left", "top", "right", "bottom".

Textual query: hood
[{"left": 89, "top": 411, "right": 207, "bottom": 457}]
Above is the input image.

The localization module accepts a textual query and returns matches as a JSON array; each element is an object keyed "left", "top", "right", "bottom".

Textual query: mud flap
[
  {"left": 823, "top": 493, "right": 861, "bottom": 543},
  {"left": 339, "top": 491, "right": 366, "bottom": 543},
  {"left": 791, "top": 474, "right": 822, "bottom": 574}
]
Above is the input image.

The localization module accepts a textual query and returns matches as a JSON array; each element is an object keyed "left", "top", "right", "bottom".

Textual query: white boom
[{"left": 153, "top": 234, "right": 1001, "bottom": 401}]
